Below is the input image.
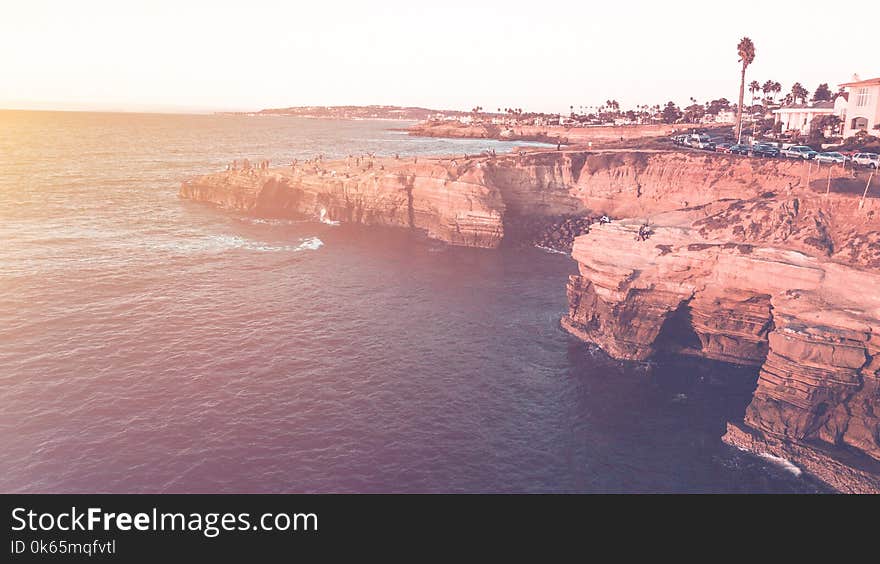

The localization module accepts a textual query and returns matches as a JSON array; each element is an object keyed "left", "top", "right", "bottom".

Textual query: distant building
[
  {"left": 702, "top": 109, "right": 736, "bottom": 124},
  {"left": 838, "top": 76, "right": 880, "bottom": 139}
]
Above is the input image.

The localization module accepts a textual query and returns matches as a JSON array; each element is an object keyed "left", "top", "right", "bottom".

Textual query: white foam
[
  {"left": 318, "top": 208, "right": 340, "bottom": 226},
  {"left": 295, "top": 236, "right": 324, "bottom": 251},
  {"left": 534, "top": 244, "right": 568, "bottom": 255},
  {"left": 759, "top": 453, "right": 803, "bottom": 477},
  {"left": 156, "top": 234, "right": 322, "bottom": 254},
  {"left": 237, "top": 217, "right": 305, "bottom": 226}
]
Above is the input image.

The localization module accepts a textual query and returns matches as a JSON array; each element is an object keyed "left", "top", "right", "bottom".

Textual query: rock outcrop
[
  {"left": 181, "top": 159, "right": 505, "bottom": 248},
  {"left": 182, "top": 148, "right": 880, "bottom": 490},
  {"left": 181, "top": 150, "right": 857, "bottom": 248},
  {"left": 561, "top": 194, "right": 880, "bottom": 492},
  {"left": 408, "top": 121, "right": 683, "bottom": 145}
]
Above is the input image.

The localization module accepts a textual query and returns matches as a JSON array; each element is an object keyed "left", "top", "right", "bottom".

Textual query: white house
[
  {"left": 700, "top": 109, "right": 737, "bottom": 124},
  {"left": 773, "top": 100, "right": 841, "bottom": 135},
  {"left": 838, "top": 75, "right": 880, "bottom": 139}
]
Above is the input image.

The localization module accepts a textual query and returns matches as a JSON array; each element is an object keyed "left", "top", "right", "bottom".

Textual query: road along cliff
[{"left": 181, "top": 150, "right": 880, "bottom": 490}]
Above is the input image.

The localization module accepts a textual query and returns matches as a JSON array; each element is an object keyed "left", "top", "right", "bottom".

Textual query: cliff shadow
[
  {"left": 560, "top": 341, "right": 811, "bottom": 492},
  {"left": 649, "top": 300, "right": 763, "bottom": 433},
  {"left": 653, "top": 301, "right": 702, "bottom": 354}
]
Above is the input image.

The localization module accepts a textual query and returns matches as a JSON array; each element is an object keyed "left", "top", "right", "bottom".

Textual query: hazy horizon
[{"left": 3, "top": 0, "right": 878, "bottom": 115}]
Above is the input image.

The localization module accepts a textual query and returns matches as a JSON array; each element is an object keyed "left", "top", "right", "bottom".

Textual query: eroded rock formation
[
  {"left": 181, "top": 159, "right": 505, "bottom": 248},
  {"left": 181, "top": 149, "right": 880, "bottom": 490},
  {"left": 561, "top": 195, "right": 880, "bottom": 492}
]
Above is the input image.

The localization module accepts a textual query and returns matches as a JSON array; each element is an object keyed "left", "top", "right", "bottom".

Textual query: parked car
[
  {"left": 815, "top": 152, "right": 848, "bottom": 164},
  {"left": 714, "top": 142, "right": 733, "bottom": 153},
  {"left": 729, "top": 144, "right": 750, "bottom": 155},
  {"left": 852, "top": 153, "right": 879, "bottom": 169},
  {"left": 751, "top": 144, "right": 780, "bottom": 158},
  {"left": 781, "top": 145, "right": 818, "bottom": 160},
  {"left": 687, "top": 134, "right": 715, "bottom": 150}
]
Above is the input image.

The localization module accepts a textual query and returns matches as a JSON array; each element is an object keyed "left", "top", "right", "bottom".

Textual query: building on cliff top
[
  {"left": 838, "top": 75, "right": 880, "bottom": 139},
  {"left": 773, "top": 98, "right": 847, "bottom": 136}
]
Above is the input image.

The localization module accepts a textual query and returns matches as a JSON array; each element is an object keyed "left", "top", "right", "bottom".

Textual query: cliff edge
[
  {"left": 562, "top": 191, "right": 880, "bottom": 492},
  {"left": 181, "top": 149, "right": 880, "bottom": 490}
]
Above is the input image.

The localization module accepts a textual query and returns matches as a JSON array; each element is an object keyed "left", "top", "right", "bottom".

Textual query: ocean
[{"left": 0, "top": 111, "right": 826, "bottom": 493}]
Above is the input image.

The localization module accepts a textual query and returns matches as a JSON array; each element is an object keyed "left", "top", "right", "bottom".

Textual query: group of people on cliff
[{"left": 226, "top": 158, "right": 270, "bottom": 174}]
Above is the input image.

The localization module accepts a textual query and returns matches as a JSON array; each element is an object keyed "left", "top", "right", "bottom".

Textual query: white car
[
  {"left": 780, "top": 145, "right": 818, "bottom": 160},
  {"left": 815, "top": 152, "right": 848, "bottom": 164},
  {"left": 852, "top": 153, "right": 879, "bottom": 169},
  {"left": 686, "top": 135, "right": 714, "bottom": 150}
]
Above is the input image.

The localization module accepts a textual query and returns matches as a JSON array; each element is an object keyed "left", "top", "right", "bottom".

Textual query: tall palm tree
[{"left": 735, "top": 37, "right": 756, "bottom": 142}]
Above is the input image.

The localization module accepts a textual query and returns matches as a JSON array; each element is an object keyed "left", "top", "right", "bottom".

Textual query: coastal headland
[
  {"left": 181, "top": 145, "right": 880, "bottom": 492},
  {"left": 407, "top": 121, "right": 688, "bottom": 145}
]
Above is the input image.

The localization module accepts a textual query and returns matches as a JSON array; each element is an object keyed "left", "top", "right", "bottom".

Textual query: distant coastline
[{"left": 218, "top": 105, "right": 473, "bottom": 121}]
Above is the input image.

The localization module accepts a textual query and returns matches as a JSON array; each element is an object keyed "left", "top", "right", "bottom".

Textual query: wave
[
  {"left": 758, "top": 453, "right": 803, "bottom": 477},
  {"left": 318, "top": 208, "right": 340, "bottom": 226},
  {"left": 294, "top": 236, "right": 324, "bottom": 251},
  {"left": 237, "top": 217, "right": 306, "bottom": 226},
  {"left": 157, "top": 235, "right": 323, "bottom": 254},
  {"left": 534, "top": 244, "right": 568, "bottom": 255}
]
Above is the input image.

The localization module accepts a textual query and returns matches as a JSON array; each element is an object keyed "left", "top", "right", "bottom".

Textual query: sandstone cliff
[
  {"left": 408, "top": 121, "right": 683, "bottom": 145},
  {"left": 181, "top": 159, "right": 505, "bottom": 248},
  {"left": 181, "top": 149, "right": 880, "bottom": 490},
  {"left": 561, "top": 193, "right": 880, "bottom": 492},
  {"left": 181, "top": 150, "right": 851, "bottom": 246}
]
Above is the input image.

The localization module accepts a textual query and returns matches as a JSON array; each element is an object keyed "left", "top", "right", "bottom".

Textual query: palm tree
[
  {"left": 790, "top": 83, "right": 808, "bottom": 104},
  {"left": 762, "top": 80, "right": 774, "bottom": 104},
  {"left": 749, "top": 80, "right": 760, "bottom": 109},
  {"left": 771, "top": 81, "right": 782, "bottom": 104},
  {"left": 735, "top": 37, "right": 756, "bottom": 142}
]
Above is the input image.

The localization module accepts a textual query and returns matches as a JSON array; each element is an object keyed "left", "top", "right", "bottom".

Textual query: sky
[{"left": 1, "top": 0, "right": 878, "bottom": 114}]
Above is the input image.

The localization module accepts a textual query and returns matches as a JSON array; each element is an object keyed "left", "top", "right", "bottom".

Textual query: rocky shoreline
[
  {"left": 180, "top": 148, "right": 880, "bottom": 492},
  {"left": 504, "top": 214, "right": 597, "bottom": 253},
  {"left": 407, "top": 121, "right": 684, "bottom": 146}
]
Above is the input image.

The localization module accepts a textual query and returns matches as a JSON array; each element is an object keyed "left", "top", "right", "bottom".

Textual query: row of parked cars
[{"left": 671, "top": 134, "right": 879, "bottom": 168}]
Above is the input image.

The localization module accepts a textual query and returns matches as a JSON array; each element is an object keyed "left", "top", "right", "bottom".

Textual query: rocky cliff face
[
  {"left": 561, "top": 193, "right": 880, "bottom": 492},
  {"left": 408, "top": 121, "right": 681, "bottom": 144},
  {"left": 182, "top": 149, "right": 880, "bottom": 490},
  {"left": 181, "top": 160, "right": 505, "bottom": 248},
  {"left": 181, "top": 150, "right": 844, "bottom": 246}
]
